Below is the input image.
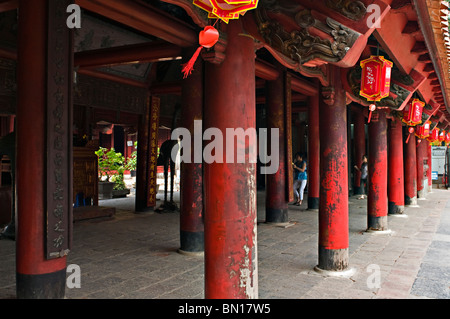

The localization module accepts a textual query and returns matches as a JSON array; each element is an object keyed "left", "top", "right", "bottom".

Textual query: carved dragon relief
[
  {"left": 325, "top": 0, "right": 367, "bottom": 21},
  {"left": 255, "top": 5, "right": 360, "bottom": 67}
]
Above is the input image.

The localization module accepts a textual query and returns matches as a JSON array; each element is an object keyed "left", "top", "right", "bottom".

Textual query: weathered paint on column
[
  {"left": 179, "top": 50, "right": 204, "bottom": 254},
  {"left": 388, "top": 117, "right": 405, "bottom": 214},
  {"left": 353, "top": 106, "right": 366, "bottom": 195},
  {"left": 416, "top": 138, "right": 427, "bottom": 198},
  {"left": 265, "top": 70, "right": 288, "bottom": 223},
  {"left": 16, "top": 0, "right": 67, "bottom": 298},
  {"left": 404, "top": 127, "right": 418, "bottom": 206},
  {"left": 367, "top": 111, "right": 388, "bottom": 230},
  {"left": 307, "top": 92, "right": 319, "bottom": 210},
  {"left": 203, "top": 20, "right": 258, "bottom": 299},
  {"left": 317, "top": 66, "right": 349, "bottom": 272},
  {"left": 427, "top": 142, "right": 432, "bottom": 190}
]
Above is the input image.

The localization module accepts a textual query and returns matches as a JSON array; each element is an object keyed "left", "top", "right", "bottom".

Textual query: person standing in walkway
[
  {"left": 292, "top": 152, "right": 307, "bottom": 206},
  {"left": 354, "top": 154, "right": 368, "bottom": 199}
]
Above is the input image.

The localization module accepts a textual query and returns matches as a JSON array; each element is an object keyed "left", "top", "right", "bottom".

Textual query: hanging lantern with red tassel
[
  {"left": 405, "top": 126, "right": 415, "bottom": 144},
  {"left": 182, "top": 1, "right": 259, "bottom": 78},
  {"left": 415, "top": 120, "right": 430, "bottom": 139},
  {"left": 193, "top": 0, "right": 259, "bottom": 23},
  {"left": 402, "top": 98, "right": 424, "bottom": 126},
  {"left": 182, "top": 25, "right": 219, "bottom": 78},
  {"left": 360, "top": 55, "right": 393, "bottom": 102}
]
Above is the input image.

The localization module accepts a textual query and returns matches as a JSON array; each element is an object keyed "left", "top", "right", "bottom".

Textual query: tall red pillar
[
  {"left": 416, "top": 138, "right": 427, "bottom": 198},
  {"left": 265, "top": 69, "right": 288, "bottom": 223},
  {"left": 317, "top": 66, "right": 350, "bottom": 272},
  {"left": 307, "top": 92, "right": 320, "bottom": 210},
  {"left": 427, "top": 142, "right": 432, "bottom": 191},
  {"left": 203, "top": 20, "right": 258, "bottom": 298},
  {"left": 179, "top": 50, "right": 204, "bottom": 254},
  {"left": 404, "top": 127, "right": 418, "bottom": 206},
  {"left": 353, "top": 106, "right": 366, "bottom": 195},
  {"left": 16, "top": 0, "right": 71, "bottom": 298},
  {"left": 388, "top": 117, "right": 405, "bottom": 214},
  {"left": 367, "top": 111, "right": 388, "bottom": 230}
]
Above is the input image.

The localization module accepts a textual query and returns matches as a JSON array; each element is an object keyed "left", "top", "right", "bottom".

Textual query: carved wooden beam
[
  {"left": 75, "top": 0, "right": 197, "bottom": 47},
  {"left": 0, "top": 0, "right": 17, "bottom": 13},
  {"left": 74, "top": 41, "right": 182, "bottom": 69}
]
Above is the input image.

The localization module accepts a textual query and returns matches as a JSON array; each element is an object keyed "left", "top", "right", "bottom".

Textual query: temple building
[{"left": 0, "top": 0, "right": 449, "bottom": 298}]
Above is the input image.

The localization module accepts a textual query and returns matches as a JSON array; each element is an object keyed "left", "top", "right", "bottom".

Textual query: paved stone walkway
[{"left": 1, "top": 187, "right": 450, "bottom": 299}]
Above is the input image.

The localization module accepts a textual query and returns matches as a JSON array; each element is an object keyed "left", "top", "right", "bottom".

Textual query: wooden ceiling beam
[
  {"left": 76, "top": 0, "right": 197, "bottom": 47},
  {"left": 74, "top": 41, "right": 182, "bottom": 69}
]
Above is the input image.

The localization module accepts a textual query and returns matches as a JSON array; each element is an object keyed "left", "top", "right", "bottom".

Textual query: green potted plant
[
  {"left": 95, "top": 147, "right": 129, "bottom": 199},
  {"left": 125, "top": 141, "right": 137, "bottom": 177}
]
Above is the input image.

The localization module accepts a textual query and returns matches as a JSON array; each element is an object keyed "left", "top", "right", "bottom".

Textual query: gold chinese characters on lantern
[
  {"left": 193, "top": 0, "right": 259, "bottom": 23},
  {"left": 360, "top": 55, "right": 393, "bottom": 102},
  {"left": 402, "top": 98, "right": 424, "bottom": 126}
]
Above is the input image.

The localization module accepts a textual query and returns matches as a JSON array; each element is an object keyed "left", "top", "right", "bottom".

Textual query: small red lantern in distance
[
  {"left": 402, "top": 98, "right": 425, "bottom": 126},
  {"left": 427, "top": 127, "right": 439, "bottom": 143},
  {"left": 439, "top": 130, "right": 446, "bottom": 142},
  {"left": 445, "top": 132, "right": 450, "bottom": 145},
  {"left": 360, "top": 55, "right": 393, "bottom": 102},
  {"left": 415, "top": 121, "right": 430, "bottom": 139}
]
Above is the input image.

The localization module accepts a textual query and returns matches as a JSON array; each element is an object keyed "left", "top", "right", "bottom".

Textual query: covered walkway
[{"left": 1, "top": 189, "right": 449, "bottom": 299}]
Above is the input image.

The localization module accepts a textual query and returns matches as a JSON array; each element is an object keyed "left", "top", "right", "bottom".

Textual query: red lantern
[
  {"left": 445, "top": 132, "right": 450, "bottom": 145},
  {"left": 415, "top": 121, "right": 430, "bottom": 139},
  {"left": 427, "top": 127, "right": 439, "bottom": 143},
  {"left": 402, "top": 98, "right": 424, "bottom": 126},
  {"left": 439, "top": 130, "right": 446, "bottom": 142},
  {"left": 193, "top": 0, "right": 259, "bottom": 23},
  {"left": 359, "top": 55, "right": 393, "bottom": 101}
]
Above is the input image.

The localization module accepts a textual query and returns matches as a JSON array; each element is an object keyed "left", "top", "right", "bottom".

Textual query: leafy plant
[
  {"left": 125, "top": 141, "right": 137, "bottom": 172},
  {"left": 95, "top": 147, "right": 125, "bottom": 185}
]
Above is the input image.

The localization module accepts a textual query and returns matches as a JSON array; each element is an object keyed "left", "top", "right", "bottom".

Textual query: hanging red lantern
[
  {"left": 402, "top": 98, "right": 424, "bottom": 126},
  {"left": 427, "top": 127, "right": 439, "bottom": 143},
  {"left": 181, "top": 25, "right": 219, "bottom": 78},
  {"left": 439, "top": 130, "right": 446, "bottom": 142},
  {"left": 359, "top": 55, "right": 393, "bottom": 102},
  {"left": 193, "top": 0, "right": 259, "bottom": 23},
  {"left": 445, "top": 132, "right": 450, "bottom": 145},
  {"left": 415, "top": 121, "right": 430, "bottom": 139},
  {"left": 405, "top": 126, "right": 415, "bottom": 144}
]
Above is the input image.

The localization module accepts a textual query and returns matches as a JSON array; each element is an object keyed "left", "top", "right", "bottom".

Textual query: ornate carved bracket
[
  {"left": 255, "top": 6, "right": 360, "bottom": 66},
  {"left": 322, "top": 86, "right": 335, "bottom": 105},
  {"left": 325, "top": 0, "right": 367, "bottom": 21}
]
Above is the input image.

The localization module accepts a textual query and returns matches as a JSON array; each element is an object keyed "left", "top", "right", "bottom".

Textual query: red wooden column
[
  {"left": 353, "top": 106, "right": 366, "bottom": 195},
  {"left": 416, "top": 138, "right": 427, "bottom": 198},
  {"left": 367, "top": 111, "right": 388, "bottom": 231},
  {"left": 388, "top": 117, "right": 405, "bottom": 214},
  {"left": 307, "top": 92, "right": 320, "bottom": 210},
  {"left": 316, "top": 66, "right": 351, "bottom": 273},
  {"left": 16, "top": 0, "right": 71, "bottom": 298},
  {"left": 179, "top": 50, "right": 204, "bottom": 254},
  {"left": 404, "top": 127, "right": 418, "bottom": 206},
  {"left": 203, "top": 20, "right": 258, "bottom": 298},
  {"left": 427, "top": 142, "right": 432, "bottom": 191},
  {"left": 265, "top": 69, "right": 288, "bottom": 223}
]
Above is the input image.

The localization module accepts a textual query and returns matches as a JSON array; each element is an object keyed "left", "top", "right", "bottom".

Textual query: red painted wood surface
[
  {"left": 16, "top": 0, "right": 66, "bottom": 275},
  {"left": 203, "top": 20, "right": 257, "bottom": 299},
  {"left": 388, "top": 117, "right": 405, "bottom": 208},
  {"left": 319, "top": 66, "right": 349, "bottom": 250},
  {"left": 368, "top": 111, "right": 388, "bottom": 218}
]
